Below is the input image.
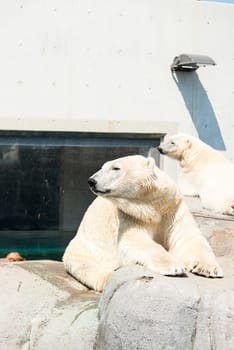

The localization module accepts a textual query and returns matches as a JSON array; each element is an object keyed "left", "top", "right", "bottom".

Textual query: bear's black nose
[
  {"left": 157, "top": 146, "right": 165, "bottom": 154},
  {"left": 88, "top": 177, "right": 97, "bottom": 188}
]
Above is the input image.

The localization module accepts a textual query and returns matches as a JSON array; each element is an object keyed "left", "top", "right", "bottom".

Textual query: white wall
[{"left": 0, "top": 0, "right": 234, "bottom": 159}]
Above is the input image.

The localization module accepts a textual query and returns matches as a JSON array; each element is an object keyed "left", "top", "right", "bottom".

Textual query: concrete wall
[{"left": 0, "top": 0, "right": 234, "bottom": 162}]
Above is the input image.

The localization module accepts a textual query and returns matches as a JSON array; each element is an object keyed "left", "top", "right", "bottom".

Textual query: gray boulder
[{"left": 95, "top": 256, "right": 234, "bottom": 350}]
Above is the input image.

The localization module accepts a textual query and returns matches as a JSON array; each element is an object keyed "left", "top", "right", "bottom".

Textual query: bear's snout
[
  {"left": 157, "top": 146, "right": 166, "bottom": 154},
  {"left": 88, "top": 177, "right": 97, "bottom": 189}
]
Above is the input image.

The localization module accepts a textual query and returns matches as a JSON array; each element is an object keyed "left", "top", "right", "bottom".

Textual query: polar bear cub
[
  {"left": 158, "top": 133, "right": 234, "bottom": 215},
  {"left": 63, "top": 155, "right": 223, "bottom": 291}
]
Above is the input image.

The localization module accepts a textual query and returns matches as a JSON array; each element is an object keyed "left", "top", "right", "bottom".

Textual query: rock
[
  {"left": 95, "top": 256, "right": 234, "bottom": 350},
  {"left": 0, "top": 260, "right": 100, "bottom": 350},
  {"left": 185, "top": 196, "right": 234, "bottom": 257}
]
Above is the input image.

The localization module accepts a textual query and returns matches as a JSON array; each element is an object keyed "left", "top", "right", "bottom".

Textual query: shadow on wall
[{"left": 172, "top": 71, "right": 226, "bottom": 150}]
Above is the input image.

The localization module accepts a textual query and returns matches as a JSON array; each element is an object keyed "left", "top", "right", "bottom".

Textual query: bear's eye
[
  {"left": 112, "top": 166, "right": 120, "bottom": 171},
  {"left": 171, "top": 142, "right": 175, "bottom": 145}
]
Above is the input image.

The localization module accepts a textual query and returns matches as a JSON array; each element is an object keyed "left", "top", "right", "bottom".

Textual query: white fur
[
  {"left": 159, "top": 133, "right": 234, "bottom": 215},
  {"left": 63, "top": 155, "right": 223, "bottom": 291}
]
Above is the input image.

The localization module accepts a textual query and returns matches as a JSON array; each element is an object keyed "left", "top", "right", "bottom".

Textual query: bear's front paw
[
  {"left": 163, "top": 264, "right": 187, "bottom": 276},
  {"left": 148, "top": 261, "right": 187, "bottom": 277},
  {"left": 188, "top": 261, "right": 223, "bottom": 278},
  {"left": 223, "top": 202, "right": 234, "bottom": 216},
  {"left": 94, "top": 271, "right": 113, "bottom": 292}
]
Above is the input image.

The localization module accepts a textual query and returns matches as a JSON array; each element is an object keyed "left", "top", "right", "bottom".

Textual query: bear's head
[
  {"left": 158, "top": 133, "right": 193, "bottom": 160},
  {"left": 88, "top": 155, "right": 178, "bottom": 202}
]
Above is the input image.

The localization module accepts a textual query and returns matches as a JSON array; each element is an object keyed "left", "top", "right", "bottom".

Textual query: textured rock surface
[
  {"left": 96, "top": 257, "right": 234, "bottom": 350},
  {"left": 185, "top": 196, "right": 234, "bottom": 257},
  {"left": 0, "top": 260, "right": 100, "bottom": 350}
]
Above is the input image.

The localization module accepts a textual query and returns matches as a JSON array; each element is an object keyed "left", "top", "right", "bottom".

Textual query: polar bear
[
  {"left": 63, "top": 155, "right": 223, "bottom": 292},
  {"left": 158, "top": 133, "right": 234, "bottom": 215}
]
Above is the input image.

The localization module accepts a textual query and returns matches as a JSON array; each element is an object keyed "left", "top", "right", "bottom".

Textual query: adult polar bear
[
  {"left": 63, "top": 155, "right": 222, "bottom": 292},
  {"left": 158, "top": 133, "right": 234, "bottom": 215}
]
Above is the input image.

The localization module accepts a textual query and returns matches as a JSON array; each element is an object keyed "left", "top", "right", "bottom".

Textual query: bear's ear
[{"left": 146, "top": 157, "right": 155, "bottom": 169}]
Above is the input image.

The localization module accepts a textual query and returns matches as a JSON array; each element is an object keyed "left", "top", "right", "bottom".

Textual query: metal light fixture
[{"left": 171, "top": 54, "right": 216, "bottom": 72}]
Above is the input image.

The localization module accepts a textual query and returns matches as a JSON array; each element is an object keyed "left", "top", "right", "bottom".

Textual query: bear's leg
[
  {"left": 168, "top": 205, "right": 223, "bottom": 278},
  {"left": 169, "top": 227, "right": 223, "bottom": 277},
  {"left": 63, "top": 255, "right": 116, "bottom": 292},
  {"left": 171, "top": 235, "right": 223, "bottom": 278},
  {"left": 118, "top": 228, "right": 186, "bottom": 276},
  {"left": 178, "top": 175, "right": 199, "bottom": 196},
  {"left": 63, "top": 240, "right": 119, "bottom": 292}
]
